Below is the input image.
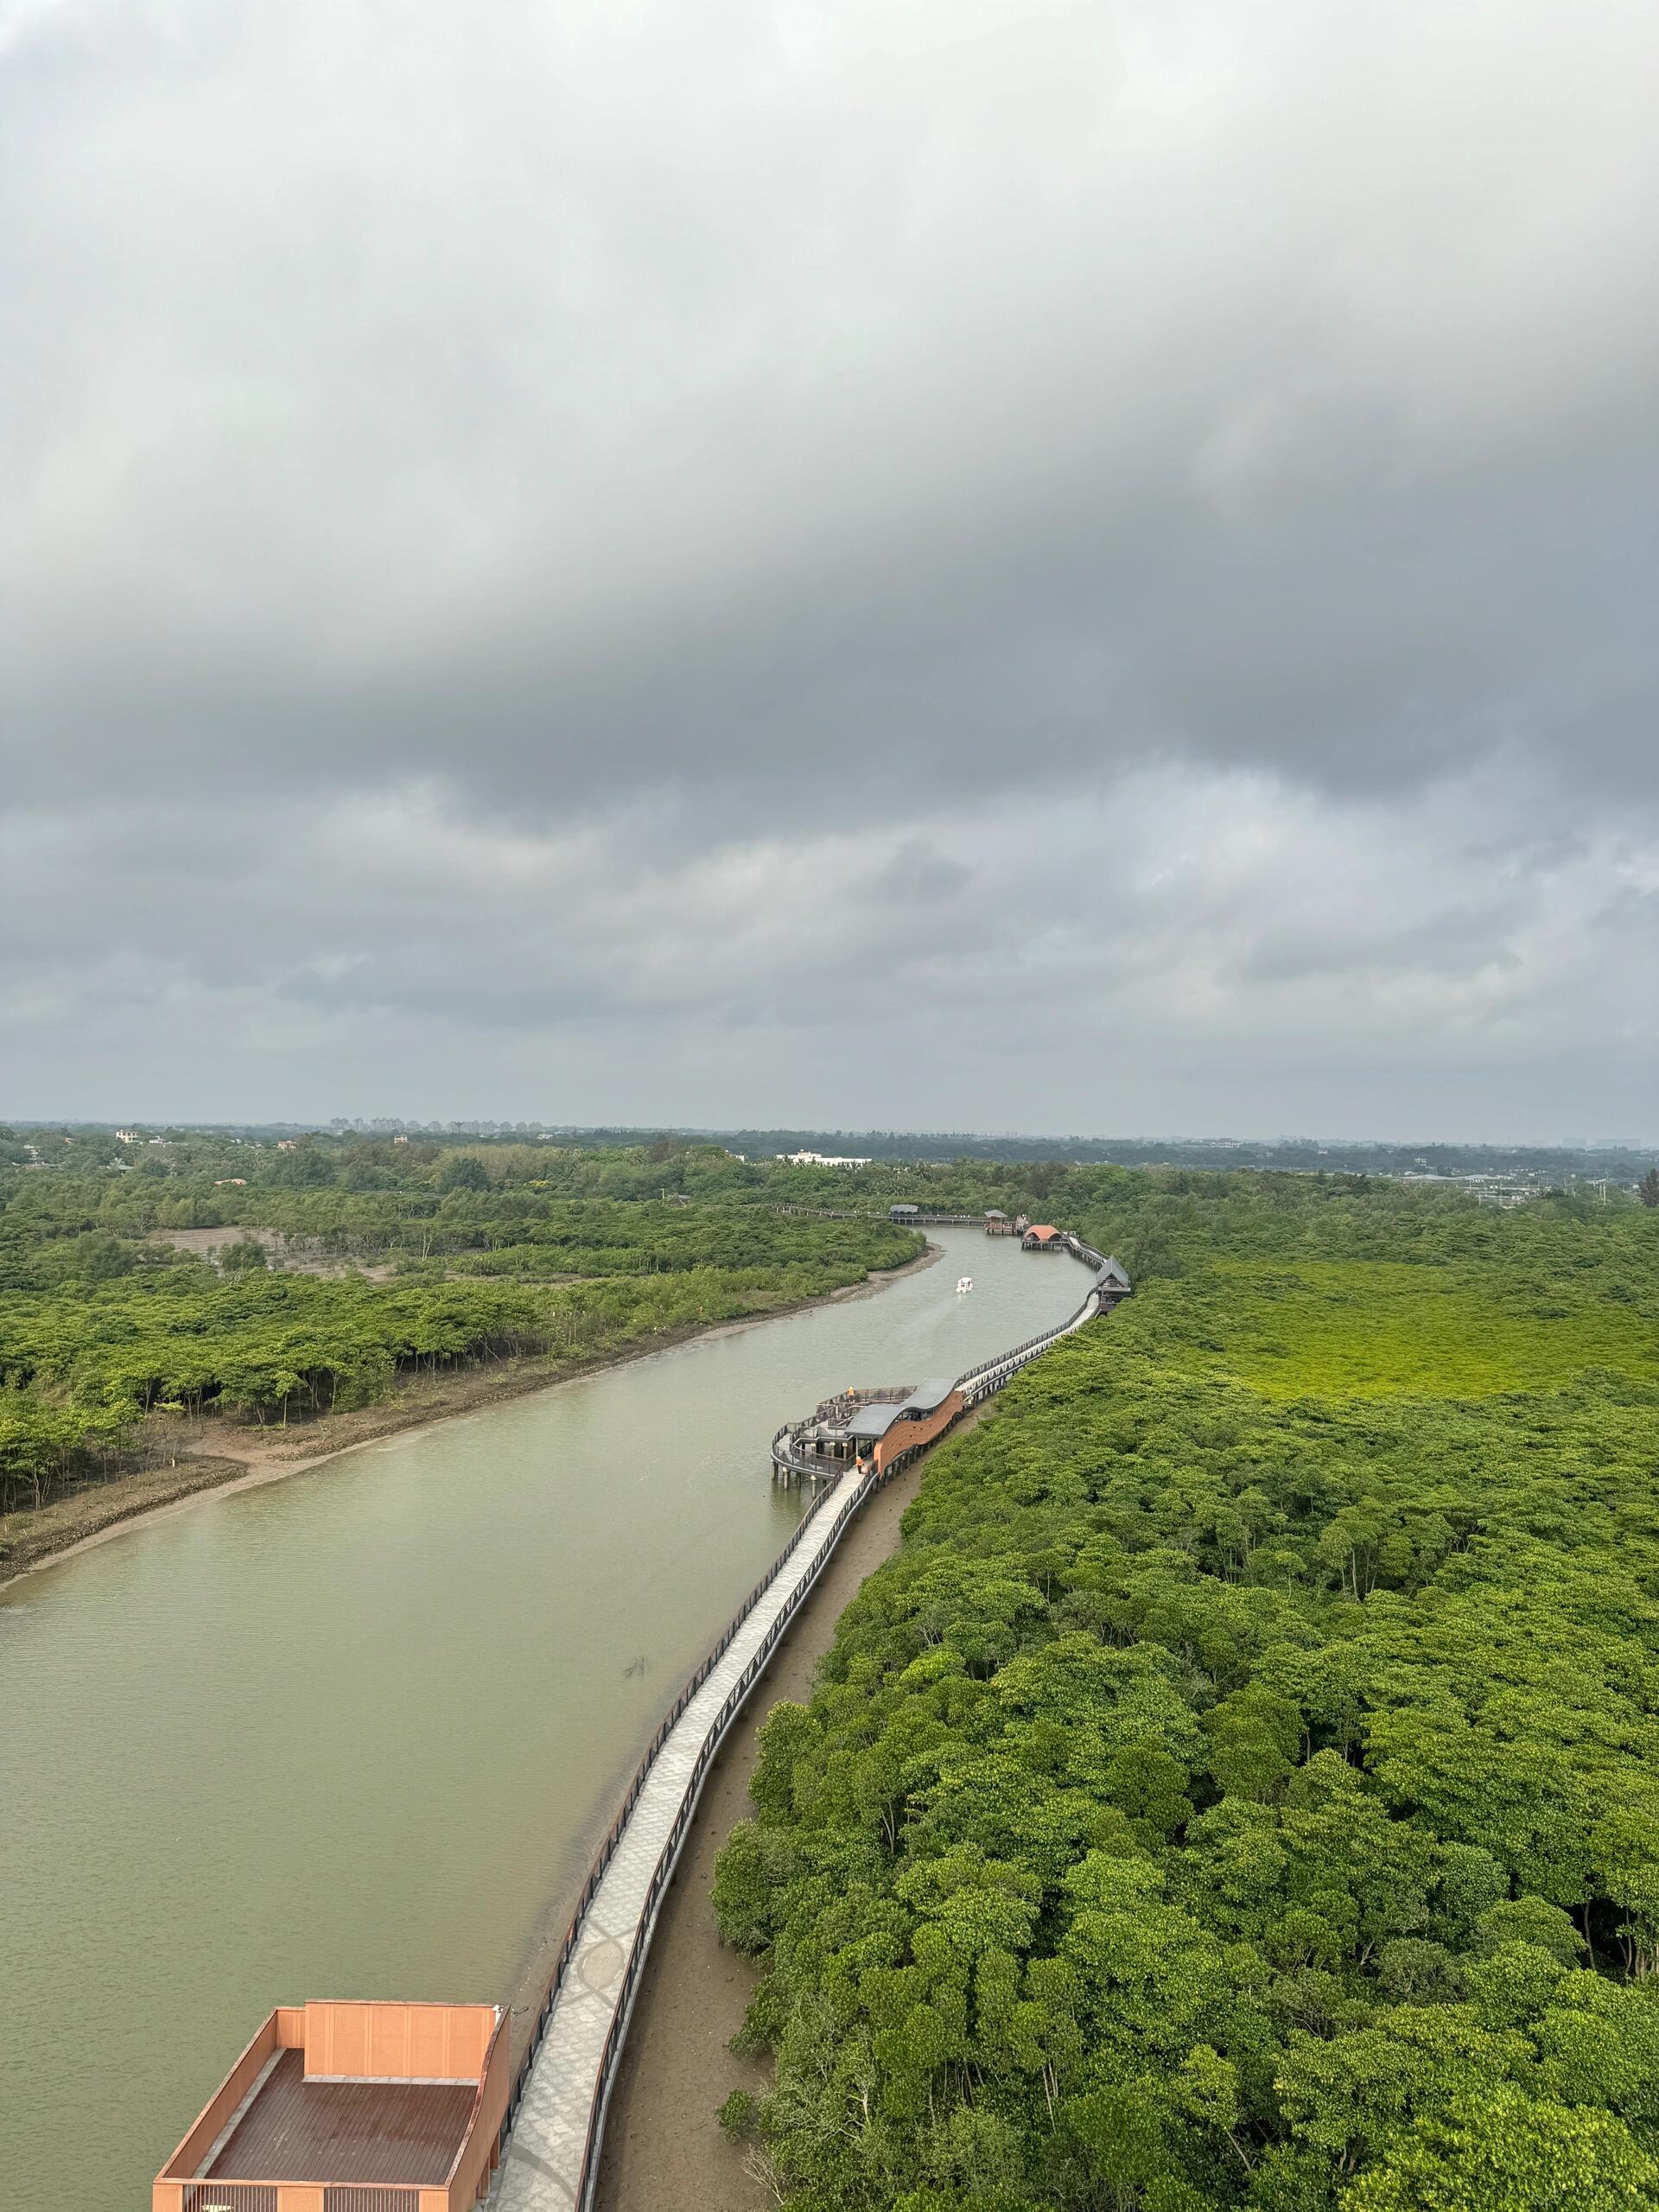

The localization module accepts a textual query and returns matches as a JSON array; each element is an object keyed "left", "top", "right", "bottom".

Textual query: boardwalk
[
  {"left": 495, "top": 1469, "right": 864, "bottom": 2212},
  {"left": 490, "top": 1230, "right": 1130, "bottom": 2212}
]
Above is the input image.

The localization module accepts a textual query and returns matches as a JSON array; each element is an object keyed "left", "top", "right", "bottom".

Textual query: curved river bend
[{"left": 0, "top": 1229, "right": 1083, "bottom": 2211}]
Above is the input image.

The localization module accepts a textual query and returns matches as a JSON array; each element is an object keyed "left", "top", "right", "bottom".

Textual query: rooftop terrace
[
  {"left": 154, "top": 2000, "right": 508, "bottom": 2212},
  {"left": 205, "top": 2049, "right": 474, "bottom": 2186}
]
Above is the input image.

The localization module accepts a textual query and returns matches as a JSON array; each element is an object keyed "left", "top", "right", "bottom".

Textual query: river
[{"left": 0, "top": 1228, "right": 1085, "bottom": 2209}]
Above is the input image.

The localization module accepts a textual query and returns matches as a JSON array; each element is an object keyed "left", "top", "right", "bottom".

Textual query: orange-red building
[
  {"left": 842, "top": 1377, "right": 967, "bottom": 1475},
  {"left": 153, "top": 1999, "right": 509, "bottom": 2212}
]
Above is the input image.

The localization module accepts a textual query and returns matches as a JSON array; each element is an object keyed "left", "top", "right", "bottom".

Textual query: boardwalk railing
[
  {"left": 563, "top": 1471, "right": 871, "bottom": 2209},
  {"left": 501, "top": 1469, "right": 845, "bottom": 2108},
  {"left": 494, "top": 1227, "right": 1128, "bottom": 2211}
]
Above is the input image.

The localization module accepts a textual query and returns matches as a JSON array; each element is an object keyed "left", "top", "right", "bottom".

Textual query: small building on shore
[
  {"left": 1096, "top": 1255, "right": 1133, "bottom": 1304},
  {"left": 153, "top": 1999, "right": 510, "bottom": 2212},
  {"left": 984, "top": 1209, "right": 1012, "bottom": 1235},
  {"left": 889, "top": 1203, "right": 921, "bottom": 1224}
]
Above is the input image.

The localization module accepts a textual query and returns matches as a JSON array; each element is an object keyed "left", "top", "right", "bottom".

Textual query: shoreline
[
  {"left": 0, "top": 1241, "right": 942, "bottom": 1596},
  {"left": 592, "top": 1390, "right": 1005, "bottom": 2212}
]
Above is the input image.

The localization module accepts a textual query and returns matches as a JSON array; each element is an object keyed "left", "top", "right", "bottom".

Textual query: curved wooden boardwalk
[
  {"left": 490, "top": 1232, "right": 1127, "bottom": 2211},
  {"left": 493, "top": 1470, "right": 864, "bottom": 2209}
]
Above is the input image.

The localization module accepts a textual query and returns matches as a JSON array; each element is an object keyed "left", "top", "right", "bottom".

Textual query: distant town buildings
[
  {"left": 332, "top": 1116, "right": 560, "bottom": 1137},
  {"left": 779, "top": 1149, "right": 873, "bottom": 1167}
]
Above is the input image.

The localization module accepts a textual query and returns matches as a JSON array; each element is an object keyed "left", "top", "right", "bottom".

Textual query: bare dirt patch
[{"left": 147, "top": 1226, "right": 396, "bottom": 1279}]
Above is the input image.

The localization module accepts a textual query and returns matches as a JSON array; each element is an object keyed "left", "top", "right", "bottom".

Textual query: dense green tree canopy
[{"left": 715, "top": 1181, "right": 1659, "bottom": 2211}]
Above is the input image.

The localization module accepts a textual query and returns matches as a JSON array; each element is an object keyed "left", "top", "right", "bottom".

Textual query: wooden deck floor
[{"left": 207, "top": 2050, "right": 475, "bottom": 2185}]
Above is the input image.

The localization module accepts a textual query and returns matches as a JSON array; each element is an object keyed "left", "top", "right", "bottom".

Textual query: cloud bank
[{"left": 3, "top": 0, "right": 1656, "bottom": 1132}]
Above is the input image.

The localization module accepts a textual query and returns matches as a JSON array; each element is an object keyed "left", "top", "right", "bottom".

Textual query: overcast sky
[{"left": 4, "top": 0, "right": 1657, "bottom": 1138}]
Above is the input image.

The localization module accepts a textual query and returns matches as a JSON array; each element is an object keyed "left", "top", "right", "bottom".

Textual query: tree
[
  {"left": 1203, "top": 1684, "right": 1301, "bottom": 1802},
  {"left": 1341, "top": 2088, "right": 1659, "bottom": 2209},
  {"left": 437, "top": 1154, "right": 492, "bottom": 1193},
  {"left": 1639, "top": 1169, "right": 1659, "bottom": 1208},
  {"left": 1062, "top": 2083, "right": 1174, "bottom": 2210},
  {"left": 1589, "top": 1808, "right": 1659, "bottom": 1978}
]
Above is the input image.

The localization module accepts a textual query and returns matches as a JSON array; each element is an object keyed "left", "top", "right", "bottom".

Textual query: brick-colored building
[{"left": 152, "top": 1999, "right": 509, "bottom": 2212}]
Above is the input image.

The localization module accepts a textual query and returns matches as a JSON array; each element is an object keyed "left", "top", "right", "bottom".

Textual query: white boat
[{"left": 956, "top": 1274, "right": 974, "bottom": 1294}]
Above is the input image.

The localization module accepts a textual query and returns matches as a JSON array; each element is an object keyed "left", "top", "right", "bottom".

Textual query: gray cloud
[
  {"left": 3, "top": 0, "right": 1658, "bottom": 1128},
  {"left": 7, "top": 768, "right": 1659, "bottom": 1134}
]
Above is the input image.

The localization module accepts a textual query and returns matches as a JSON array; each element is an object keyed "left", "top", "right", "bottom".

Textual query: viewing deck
[
  {"left": 204, "top": 2049, "right": 476, "bottom": 2187},
  {"left": 153, "top": 2000, "right": 509, "bottom": 2212}
]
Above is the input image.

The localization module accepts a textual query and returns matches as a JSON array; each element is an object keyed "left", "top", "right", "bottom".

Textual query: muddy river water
[{"left": 0, "top": 1228, "right": 1086, "bottom": 2209}]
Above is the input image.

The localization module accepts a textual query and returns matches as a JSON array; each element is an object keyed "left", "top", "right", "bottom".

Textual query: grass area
[{"left": 1113, "top": 1258, "right": 1659, "bottom": 1403}]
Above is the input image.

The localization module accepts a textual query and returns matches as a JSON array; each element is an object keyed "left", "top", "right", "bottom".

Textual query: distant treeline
[
  {"left": 583, "top": 1128, "right": 1659, "bottom": 1179},
  {"left": 4, "top": 1125, "right": 1650, "bottom": 1528},
  {"left": 10, "top": 1120, "right": 1656, "bottom": 1179}
]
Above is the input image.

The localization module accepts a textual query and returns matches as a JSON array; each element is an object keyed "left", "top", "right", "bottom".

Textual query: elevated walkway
[
  {"left": 494, "top": 1471, "right": 867, "bottom": 2211},
  {"left": 491, "top": 1229, "right": 1128, "bottom": 2211}
]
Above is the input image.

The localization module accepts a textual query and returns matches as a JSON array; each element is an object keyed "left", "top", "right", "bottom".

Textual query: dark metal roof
[
  {"left": 1097, "top": 1255, "right": 1131, "bottom": 1285},
  {"left": 206, "top": 2050, "right": 475, "bottom": 2186},
  {"left": 847, "top": 1401, "right": 906, "bottom": 1440},
  {"left": 847, "top": 1378, "right": 958, "bottom": 1438}
]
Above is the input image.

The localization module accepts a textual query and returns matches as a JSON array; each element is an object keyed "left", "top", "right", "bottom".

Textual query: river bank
[
  {"left": 591, "top": 1459, "right": 925, "bottom": 2212},
  {"left": 0, "top": 1244, "right": 939, "bottom": 1592}
]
